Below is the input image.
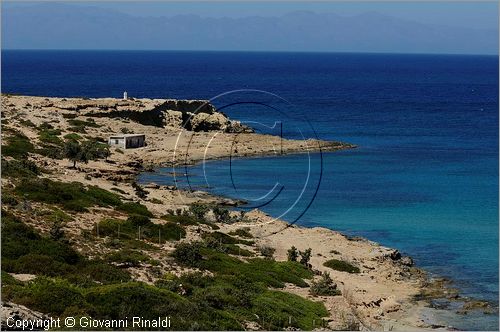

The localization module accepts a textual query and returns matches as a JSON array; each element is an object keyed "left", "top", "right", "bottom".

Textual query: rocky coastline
[{"left": 1, "top": 94, "right": 494, "bottom": 330}]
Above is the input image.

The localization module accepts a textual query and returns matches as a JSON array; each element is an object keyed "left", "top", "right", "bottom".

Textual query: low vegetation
[
  {"left": 95, "top": 217, "right": 186, "bottom": 244},
  {"left": 0, "top": 116, "right": 332, "bottom": 330},
  {"left": 310, "top": 272, "right": 341, "bottom": 296},
  {"left": 2, "top": 130, "right": 34, "bottom": 159},
  {"left": 323, "top": 259, "right": 360, "bottom": 273}
]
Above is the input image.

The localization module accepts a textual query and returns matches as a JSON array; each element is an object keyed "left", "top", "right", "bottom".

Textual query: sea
[{"left": 2, "top": 50, "right": 498, "bottom": 330}]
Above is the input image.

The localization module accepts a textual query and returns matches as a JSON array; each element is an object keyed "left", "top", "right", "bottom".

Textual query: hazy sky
[
  {"left": 2, "top": 1, "right": 498, "bottom": 54},
  {"left": 4, "top": 1, "right": 499, "bottom": 30}
]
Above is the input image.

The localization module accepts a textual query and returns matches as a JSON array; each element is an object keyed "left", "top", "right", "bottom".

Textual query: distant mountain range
[{"left": 2, "top": 3, "right": 498, "bottom": 54}]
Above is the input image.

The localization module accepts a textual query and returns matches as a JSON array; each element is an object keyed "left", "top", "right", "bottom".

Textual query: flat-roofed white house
[{"left": 108, "top": 134, "right": 146, "bottom": 149}]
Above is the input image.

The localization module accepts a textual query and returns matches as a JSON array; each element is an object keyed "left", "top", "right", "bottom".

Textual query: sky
[
  {"left": 2, "top": 1, "right": 498, "bottom": 54},
  {"left": 5, "top": 1, "right": 498, "bottom": 30}
]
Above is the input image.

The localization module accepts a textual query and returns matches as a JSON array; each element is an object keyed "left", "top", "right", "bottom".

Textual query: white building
[
  {"left": 108, "top": 134, "right": 146, "bottom": 149},
  {"left": 123, "top": 91, "right": 128, "bottom": 100}
]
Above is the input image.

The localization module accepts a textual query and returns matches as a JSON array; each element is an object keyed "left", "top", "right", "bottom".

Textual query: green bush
[
  {"left": 38, "top": 129, "right": 63, "bottom": 146},
  {"left": 1, "top": 159, "right": 40, "bottom": 178},
  {"left": 212, "top": 206, "right": 231, "bottom": 223},
  {"left": 228, "top": 228, "right": 253, "bottom": 238},
  {"left": 309, "top": 272, "right": 341, "bottom": 296},
  {"left": 127, "top": 214, "right": 151, "bottom": 227},
  {"left": 19, "top": 119, "right": 37, "bottom": 128},
  {"left": 251, "top": 290, "right": 328, "bottom": 330},
  {"left": 2, "top": 131, "right": 34, "bottom": 159},
  {"left": 14, "top": 178, "right": 123, "bottom": 212},
  {"left": 64, "top": 133, "right": 82, "bottom": 141},
  {"left": 172, "top": 242, "right": 204, "bottom": 267},
  {"left": 117, "top": 202, "right": 153, "bottom": 217},
  {"left": 35, "top": 145, "right": 63, "bottom": 159},
  {"left": 299, "top": 248, "right": 312, "bottom": 266},
  {"left": 200, "top": 250, "right": 312, "bottom": 288},
  {"left": 5, "top": 277, "right": 87, "bottom": 316},
  {"left": 105, "top": 249, "right": 149, "bottom": 267},
  {"left": 258, "top": 246, "right": 276, "bottom": 259},
  {"left": 68, "top": 119, "right": 101, "bottom": 129},
  {"left": 95, "top": 218, "right": 185, "bottom": 244},
  {"left": 287, "top": 246, "right": 299, "bottom": 262},
  {"left": 1, "top": 192, "right": 19, "bottom": 206},
  {"left": 201, "top": 231, "right": 253, "bottom": 246},
  {"left": 189, "top": 203, "right": 210, "bottom": 220},
  {"left": 74, "top": 260, "right": 131, "bottom": 285},
  {"left": 323, "top": 259, "right": 360, "bottom": 273}
]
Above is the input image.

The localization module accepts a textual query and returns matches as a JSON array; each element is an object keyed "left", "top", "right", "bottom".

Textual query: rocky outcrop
[
  {"left": 46, "top": 97, "right": 252, "bottom": 133},
  {"left": 1, "top": 302, "right": 47, "bottom": 330}
]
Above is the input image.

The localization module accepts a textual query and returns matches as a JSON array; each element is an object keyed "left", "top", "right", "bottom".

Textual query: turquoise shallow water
[{"left": 3, "top": 50, "right": 498, "bottom": 330}]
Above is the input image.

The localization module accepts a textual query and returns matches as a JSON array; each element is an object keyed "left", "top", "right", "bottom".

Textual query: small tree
[
  {"left": 64, "top": 139, "right": 109, "bottom": 168},
  {"left": 64, "top": 140, "right": 82, "bottom": 168},
  {"left": 299, "top": 248, "right": 312, "bottom": 266},
  {"left": 287, "top": 246, "right": 299, "bottom": 262},
  {"left": 212, "top": 206, "right": 230, "bottom": 223},
  {"left": 310, "top": 272, "right": 340, "bottom": 296},
  {"left": 189, "top": 203, "right": 210, "bottom": 220}
]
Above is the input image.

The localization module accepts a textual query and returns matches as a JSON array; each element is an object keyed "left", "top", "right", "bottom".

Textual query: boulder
[
  {"left": 1, "top": 302, "right": 47, "bottom": 330},
  {"left": 190, "top": 112, "right": 230, "bottom": 132},
  {"left": 163, "top": 110, "right": 184, "bottom": 128},
  {"left": 400, "top": 256, "right": 414, "bottom": 267}
]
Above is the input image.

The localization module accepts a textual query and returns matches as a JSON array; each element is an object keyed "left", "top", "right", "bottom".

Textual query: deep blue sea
[{"left": 2, "top": 50, "right": 498, "bottom": 330}]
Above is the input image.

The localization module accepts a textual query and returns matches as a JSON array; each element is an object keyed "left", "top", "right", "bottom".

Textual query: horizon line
[{"left": 2, "top": 48, "right": 498, "bottom": 57}]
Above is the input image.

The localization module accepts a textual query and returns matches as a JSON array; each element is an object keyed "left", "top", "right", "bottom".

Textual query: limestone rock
[
  {"left": 1, "top": 302, "right": 47, "bottom": 330},
  {"left": 190, "top": 112, "right": 230, "bottom": 132},
  {"left": 163, "top": 110, "right": 184, "bottom": 128}
]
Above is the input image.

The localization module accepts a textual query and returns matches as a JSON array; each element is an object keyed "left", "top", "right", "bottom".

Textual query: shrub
[
  {"left": 68, "top": 119, "right": 101, "bottom": 129},
  {"left": 38, "top": 129, "right": 63, "bottom": 146},
  {"left": 299, "top": 248, "right": 312, "bottom": 266},
  {"left": 1, "top": 159, "right": 40, "bottom": 178},
  {"left": 5, "top": 277, "right": 87, "bottom": 316},
  {"left": 2, "top": 130, "right": 34, "bottom": 159},
  {"left": 105, "top": 249, "right": 149, "bottom": 267},
  {"left": 62, "top": 113, "right": 77, "bottom": 119},
  {"left": 258, "top": 246, "right": 276, "bottom": 260},
  {"left": 323, "top": 259, "right": 360, "bottom": 273},
  {"left": 149, "top": 198, "right": 162, "bottom": 204},
  {"left": 228, "top": 228, "right": 253, "bottom": 238},
  {"left": 212, "top": 206, "right": 231, "bottom": 223},
  {"left": 131, "top": 181, "right": 148, "bottom": 199},
  {"left": 127, "top": 214, "right": 151, "bottom": 227},
  {"left": 75, "top": 260, "right": 131, "bottom": 284},
  {"left": 49, "top": 220, "right": 65, "bottom": 241},
  {"left": 15, "top": 178, "right": 122, "bottom": 212},
  {"left": 1, "top": 192, "right": 19, "bottom": 206},
  {"left": 309, "top": 272, "right": 341, "bottom": 296},
  {"left": 287, "top": 246, "right": 299, "bottom": 262},
  {"left": 35, "top": 145, "right": 63, "bottom": 159},
  {"left": 19, "top": 119, "right": 37, "bottom": 128},
  {"left": 117, "top": 202, "right": 153, "bottom": 217},
  {"left": 64, "top": 133, "right": 82, "bottom": 141},
  {"left": 189, "top": 203, "right": 210, "bottom": 220},
  {"left": 251, "top": 290, "right": 328, "bottom": 330},
  {"left": 96, "top": 218, "right": 185, "bottom": 244},
  {"left": 86, "top": 186, "right": 123, "bottom": 206},
  {"left": 172, "top": 242, "right": 203, "bottom": 267},
  {"left": 201, "top": 231, "right": 253, "bottom": 246}
]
